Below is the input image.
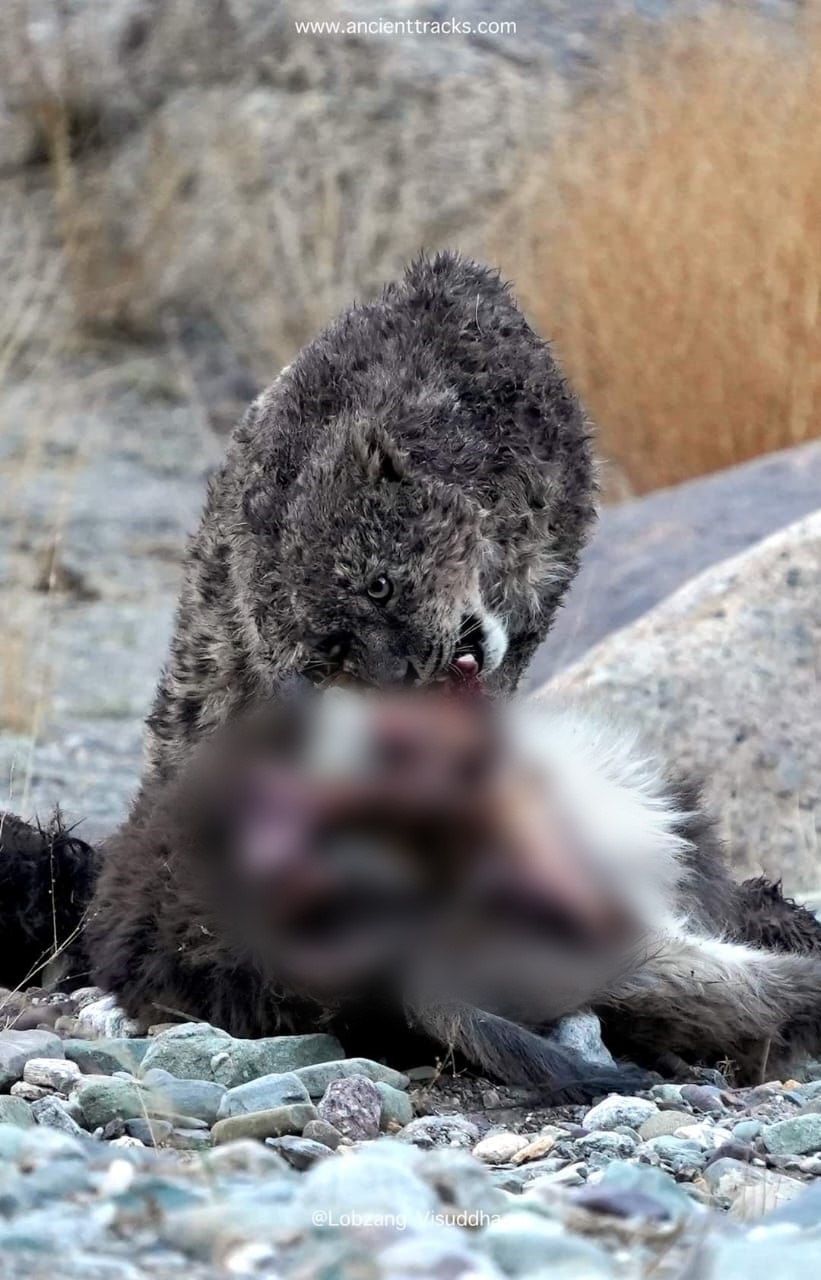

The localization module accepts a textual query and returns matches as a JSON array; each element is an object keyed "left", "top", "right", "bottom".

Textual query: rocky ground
[
  {"left": 2, "top": 2, "right": 821, "bottom": 1274},
  {"left": 2, "top": 992, "right": 821, "bottom": 1278}
]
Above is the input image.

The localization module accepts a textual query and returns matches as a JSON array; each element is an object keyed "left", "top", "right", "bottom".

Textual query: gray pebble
[
  {"left": 575, "top": 1130, "right": 638, "bottom": 1161},
  {"left": 17, "top": 1126, "right": 87, "bottom": 1164},
  {"left": 167, "top": 1127, "right": 212, "bottom": 1152},
  {"left": 797, "top": 1078, "right": 821, "bottom": 1102},
  {"left": 0, "top": 1031, "right": 64, "bottom": 1090},
  {"left": 585, "top": 1159, "right": 696, "bottom": 1219},
  {"left": 296, "top": 1142, "right": 437, "bottom": 1223},
  {"left": 762, "top": 1114, "right": 821, "bottom": 1156},
  {"left": 205, "top": 1138, "right": 293, "bottom": 1177},
  {"left": 731, "top": 1119, "right": 762, "bottom": 1143},
  {"left": 141, "top": 1069, "right": 226, "bottom": 1125},
  {"left": 63, "top": 1039, "right": 152, "bottom": 1075},
  {"left": 0, "top": 1098, "right": 34, "bottom": 1129},
  {"left": 317, "top": 1075, "right": 382, "bottom": 1141},
  {"left": 10, "top": 1081, "right": 51, "bottom": 1102},
  {"left": 124, "top": 1117, "right": 173, "bottom": 1146},
  {"left": 140, "top": 1025, "right": 343, "bottom": 1087},
  {"left": 679, "top": 1084, "right": 725, "bottom": 1114},
  {"left": 639, "top": 1136, "right": 707, "bottom": 1177},
  {"left": 583, "top": 1096, "right": 657, "bottom": 1131},
  {"left": 418, "top": 1148, "right": 509, "bottom": 1219},
  {"left": 302, "top": 1118, "right": 344, "bottom": 1150},
  {"left": 267, "top": 1135, "right": 336, "bottom": 1170},
  {"left": 650, "top": 1084, "right": 685, "bottom": 1107},
  {"left": 216, "top": 1071, "right": 310, "bottom": 1120},
  {"left": 211, "top": 1103, "right": 317, "bottom": 1145},
  {"left": 72, "top": 1078, "right": 150, "bottom": 1130},
  {"left": 549, "top": 1012, "right": 617, "bottom": 1069},
  {"left": 293, "top": 1057, "right": 410, "bottom": 1097},
  {"left": 23, "top": 1057, "right": 82, "bottom": 1093},
  {"left": 30, "top": 1096, "right": 88, "bottom": 1140},
  {"left": 639, "top": 1110, "right": 693, "bottom": 1141},
  {"left": 397, "top": 1115, "right": 480, "bottom": 1150},
  {"left": 486, "top": 1212, "right": 614, "bottom": 1277},
  {"left": 376, "top": 1081, "right": 414, "bottom": 1129}
]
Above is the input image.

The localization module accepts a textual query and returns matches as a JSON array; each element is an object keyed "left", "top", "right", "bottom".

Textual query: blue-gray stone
[
  {"left": 73, "top": 1077, "right": 150, "bottom": 1129},
  {"left": 267, "top": 1135, "right": 336, "bottom": 1170},
  {"left": 576, "top": 1131, "right": 638, "bottom": 1160},
  {"left": 0, "top": 1097, "right": 34, "bottom": 1129},
  {"left": 762, "top": 1114, "right": 821, "bottom": 1156},
  {"left": 140, "top": 1026, "right": 343, "bottom": 1087},
  {"left": 639, "top": 1136, "right": 707, "bottom": 1177},
  {"left": 706, "top": 1235, "right": 821, "bottom": 1279},
  {"left": 63, "top": 1038, "right": 151, "bottom": 1075},
  {"left": 211, "top": 1104, "right": 317, "bottom": 1145},
  {"left": 381, "top": 1236, "right": 501, "bottom": 1279},
  {"left": 217, "top": 1071, "right": 310, "bottom": 1120},
  {"left": 297, "top": 1140, "right": 437, "bottom": 1225},
  {"left": 581, "top": 1160, "right": 696, "bottom": 1220},
  {"left": 397, "top": 1115, "right": 480, "bottom": 1149},
  {"left": 486, "top": 1212, "right": 614, "bottom": 1277},
  {"left": 140, "top": 1068, "right": 226, "bottom": 1125},
  {"left": 0, "top": 1030, "right": 64, "bottom": 1090},
  {"left": 417, "top": 1149, "right": 509, "bottom": 1219},
  {"left": 17, "top": 1126, "right": 87, "bottom": 1163},
  {"left": 124, "top": 1117, "right": 173, "bottom": 1146},
  {"left": 757, "top": 1181, "right": 821, "bottom": 1229},
  {"left": 293, "top": 1058, "right": 409, "bottom": 1097},
  {"left": 731, "top": 1119, "right": 762, "bottom": 1143},
  {"left": 0, "top": 1123, "right": 28, "bottom": 1159},
  {"left": 30, "top": 1095, "right": 88, "bottom": 1140},
  {"left": 377, "top": 1081, "right": 414, "bottom": 1129},
  {"left": 583, "top": 1096, "right": 657, "bottom": 1131},
  {"left": 549, "top": 1013, "right": 617, "bottom": 1069}
]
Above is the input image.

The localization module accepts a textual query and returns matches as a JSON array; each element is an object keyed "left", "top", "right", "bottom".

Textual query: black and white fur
[{"left": 2, "top": 693, "right": 819, "bottom": 1095}]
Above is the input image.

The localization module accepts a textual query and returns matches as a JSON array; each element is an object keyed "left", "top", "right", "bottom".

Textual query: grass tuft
[{"left": 492, "top": 4, "right": 821, "bottom": 492}]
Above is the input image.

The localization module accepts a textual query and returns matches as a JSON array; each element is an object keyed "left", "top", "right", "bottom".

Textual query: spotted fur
[{"left": 145, "top": 251, "right": 596, "bottom": 783}]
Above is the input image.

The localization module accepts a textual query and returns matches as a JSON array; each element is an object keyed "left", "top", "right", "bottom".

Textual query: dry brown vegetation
[{"left": 493, "top": 4, "right": 821, "bottom": 492}]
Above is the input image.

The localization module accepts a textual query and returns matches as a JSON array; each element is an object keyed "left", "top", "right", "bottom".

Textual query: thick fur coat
[
  {"left": 0, "top": 812, "right": 99, "bottom": 990},
  {"left": 2, "top": 696, "right": 821, "bottom": 1095},
  {"left": 145, "top": 252, "right": 595, "bottom": 782}
]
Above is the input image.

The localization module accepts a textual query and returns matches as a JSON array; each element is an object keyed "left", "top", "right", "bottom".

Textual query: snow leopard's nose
[
  {"left": 348, "top": 645, "right": 421, "bottom": 688},
  {"left": 371, "top": 657, "right": 420, "bottom": 687}
]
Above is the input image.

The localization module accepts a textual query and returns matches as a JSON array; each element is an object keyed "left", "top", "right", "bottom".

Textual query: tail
[{"left": 0, "top": 811, "right": 100, "bottom": 993}]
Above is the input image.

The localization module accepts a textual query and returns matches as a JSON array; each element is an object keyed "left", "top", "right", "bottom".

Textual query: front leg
[{"left": 409, "top": 999, "right": 652, "bottom": 1103}]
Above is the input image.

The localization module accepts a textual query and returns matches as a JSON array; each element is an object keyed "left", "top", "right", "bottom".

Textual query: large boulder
[
  {"left": 540, "top": 511, "right": 821, "bottom": 893},
  {"left": 529, "top": 441, "right": 821, "bottom": 686}
]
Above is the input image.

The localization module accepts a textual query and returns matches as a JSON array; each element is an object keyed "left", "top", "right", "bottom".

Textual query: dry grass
[
  {"left": 0, "top": 181, "right": 64, "bottom": 741},
  {"left": 492, "top": 4, "right": 821, "bottom": 492}
]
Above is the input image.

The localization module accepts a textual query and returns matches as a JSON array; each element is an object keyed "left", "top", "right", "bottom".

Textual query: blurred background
[{"left": 1, "top": 1, "right": 819, "bottom": 888}]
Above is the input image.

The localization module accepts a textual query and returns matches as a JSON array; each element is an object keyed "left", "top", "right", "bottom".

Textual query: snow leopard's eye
[{"left": 367, "top": 574, "right": 393, "bottom": 603}]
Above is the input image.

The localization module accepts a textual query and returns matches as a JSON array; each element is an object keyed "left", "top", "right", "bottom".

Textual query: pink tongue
[{"left": 455, "top": 653, "right": 480, "bottom": 679}]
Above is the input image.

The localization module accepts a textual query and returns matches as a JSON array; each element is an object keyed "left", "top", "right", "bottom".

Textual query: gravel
[{"left": 0, "top": 996, "right": 819, "bottom": 1277}]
